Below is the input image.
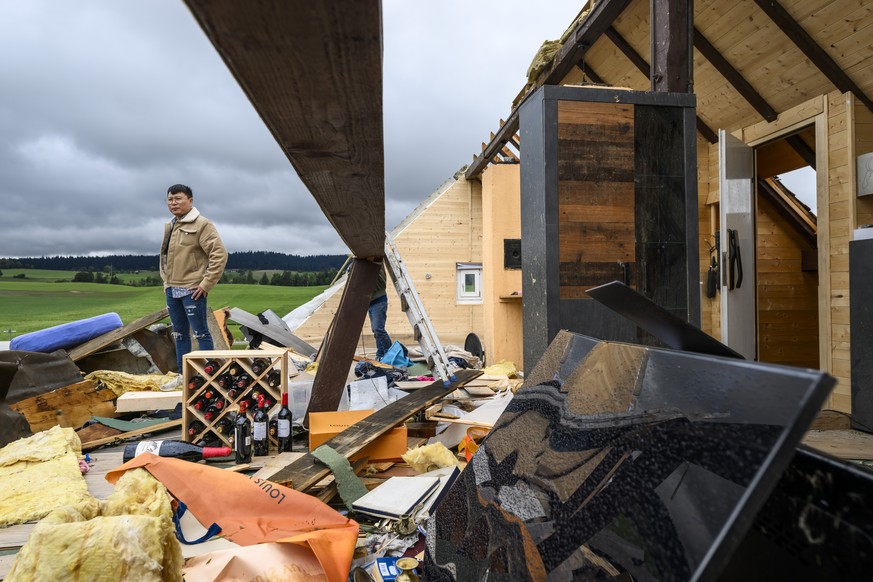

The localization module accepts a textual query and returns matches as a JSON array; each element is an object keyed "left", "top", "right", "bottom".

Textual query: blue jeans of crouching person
[
  {"left": 368, "top": 294, "right": 392, "bottom": 361},
  {"left": 166, "top": 288, "right": 214, "bottom": 372}
]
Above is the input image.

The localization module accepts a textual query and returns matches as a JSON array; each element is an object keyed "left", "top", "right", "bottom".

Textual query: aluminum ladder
[{"left": 383, "top": 231, "right": 456, "bottom": 383}]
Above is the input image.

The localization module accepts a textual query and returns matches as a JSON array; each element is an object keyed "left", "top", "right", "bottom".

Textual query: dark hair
[{"left": 167, "top": 184, "right": 193, "bottom": 198}]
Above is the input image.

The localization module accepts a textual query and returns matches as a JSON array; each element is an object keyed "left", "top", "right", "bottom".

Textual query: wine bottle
[
  {"left": 234, "top": 373, "right": 252, "bottom": 390},
  {"left": 203, "top": 402, "right": 224, "bottom": 421},
  {"left": 226, "top": 386, "right": 240, "bottom": 400},
  {"left": 187, "top": 420, "right": 206, "bottom": 437},
  {"left": 214, "top": 418, "right": 233, "bottom": 436},
  {"left": 266, "top": 369, "right": 282, "bottom": 389},
  {"left": 227, "top": 362, "right": 243, "bottom": 376},
  {"left": 191, "top": 394, "right": 212, "bottom": 410},
  {"left": 233, "top": 401, "right": 252, "bottom": 464},
  {"left": 275, "top": 392, "right": 293, "bottom": 453},
  {"left": 217, "top": 373, "right": 235, "bottom": 389},
  {"left": 188, "top": 375, "right": 206, "bottom": 391},
  {"left": 123, "top": 439, "right": 230, "bottom": 463},
  {"left": 252, "top": 394, "right": 269, "bottom": 456},
  {"left": 251, "top": 358, "right": 269, "bottom": 376},
  {"left": 203, "top": 359, "right": 222, "bottom": 375}
]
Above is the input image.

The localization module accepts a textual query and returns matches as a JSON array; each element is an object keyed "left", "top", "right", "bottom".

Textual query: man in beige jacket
[{"left": 160, "top": 184, "right": 228, "bottom": 372}]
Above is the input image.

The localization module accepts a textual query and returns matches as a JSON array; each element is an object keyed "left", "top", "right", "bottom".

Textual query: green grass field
[{"left": 0, "top": 270, "right": 326, "bottom": 340}]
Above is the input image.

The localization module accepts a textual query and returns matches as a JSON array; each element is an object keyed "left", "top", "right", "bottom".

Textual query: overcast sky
[{"left": 0, "top": 1, "right": 584, "bottom": 258}]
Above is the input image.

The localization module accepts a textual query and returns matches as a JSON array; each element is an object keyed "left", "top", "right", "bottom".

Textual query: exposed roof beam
[
  {"left": 576, "top": 62, "right": 605, "bottom": 85},
  {"left": 758, "top": 178, "right": 817, "bottom": 248},
  {"left": 752, "top": 0, "right": 873, "bottom": 114},
  {"left": 183, "top": 0, "right": 386, "bottom": 258},
  {"left": 605, "top": 26, "right": 718, "bottom": 144},
  {"left": 693, "top": 28, "right": 777, "bottom": 122},
  {"left": 539, "top": 0, "right": 633, "bottom": 87},
  {"left": 785, "top": 135, "right": 816, "bottom": 170},
  {"left": 466, "top": 0, "right": 631, "bottom": 180}
]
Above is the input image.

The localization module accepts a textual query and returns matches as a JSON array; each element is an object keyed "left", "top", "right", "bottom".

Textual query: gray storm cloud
[{"left": 0, "top": 0, "right": 583, "bottom": 258}]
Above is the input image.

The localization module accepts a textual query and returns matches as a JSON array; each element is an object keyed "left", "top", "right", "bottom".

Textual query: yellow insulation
[
  {"left": 0, "top": 426, "right": 89, "bottom": 527},
  {"left": 7, "top": 468, "right": 183, "bottom": 582}
]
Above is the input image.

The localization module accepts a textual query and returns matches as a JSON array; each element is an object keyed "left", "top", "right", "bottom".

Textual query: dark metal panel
[
  {"left": 520, "top": 88, "right": 551, "bottom": 370},
  {"left": 850, "top": 239, "right": 873, "bottom": 430}
]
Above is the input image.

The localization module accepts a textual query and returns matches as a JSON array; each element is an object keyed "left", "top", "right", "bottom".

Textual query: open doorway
[
  {"left": 718, "top": 126, "right": 819, "bottom": 368},
  {"left": 755, "top": 127, "right": 819, "bottom": 369}
]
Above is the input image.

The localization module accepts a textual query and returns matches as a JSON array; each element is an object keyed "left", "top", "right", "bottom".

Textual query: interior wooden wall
[
  {"left": 481, "top": 164, "right": 524, "bottom": 369},
  {"left": 755, "top": 195, "right": 819, "bottom": 369},
  {"left": 293, "top": 178, "right": 484, "bottom": 354}
]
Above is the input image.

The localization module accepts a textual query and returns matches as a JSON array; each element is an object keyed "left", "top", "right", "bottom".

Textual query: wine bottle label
[
  {"left": 277, "top": 419, "right": 291, "bottom": 438},
  {"left": 253, "top": 422, "right": 267, "bottom": 440},
  {"left": 135, "top": 440, "right": 163, "bottom": 457}
]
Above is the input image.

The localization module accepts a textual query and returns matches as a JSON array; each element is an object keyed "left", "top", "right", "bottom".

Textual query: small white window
[{"left": 456, "top": 262, "right": 482, "bottom": 304}]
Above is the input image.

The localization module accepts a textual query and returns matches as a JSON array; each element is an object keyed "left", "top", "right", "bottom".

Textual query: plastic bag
[{"left": 106, "top": 453, "right": 358, "bottom": 582}]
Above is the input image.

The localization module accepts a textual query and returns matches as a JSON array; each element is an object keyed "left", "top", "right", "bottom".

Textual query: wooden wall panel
[
  {"left": 294, "top": 178, "right": 484, "bottom": 352},
  {"left": 756, "top": 195, "right": 820, "bottom": 369},
  {"left": 557, "top": 101, "right": 636, "bottom": 299}
]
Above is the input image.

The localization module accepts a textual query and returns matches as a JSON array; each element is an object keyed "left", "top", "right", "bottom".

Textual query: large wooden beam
[
  {"left": 605, "top": 26, "right": 718, "bottom": 144},
  {"left": 466, "top": 0, "right": 631, "bottom": 181},
  {"left": 67, "top": 308, "right": 169, "bottom": 362},
  {"left": 752, "top": 0, "right": 873, "bottom": 114},
  {"left": 650, "top": 0, "right": 692, "bottom": 93},
  {"left": 183, "top": 1, "right": 385, "bottom": 258},
  {"left": 272, "top": 369, "right": 481, "bottom": 490},
  {"left": 305, "top": 258, "right": 380, "bottom": 418}
]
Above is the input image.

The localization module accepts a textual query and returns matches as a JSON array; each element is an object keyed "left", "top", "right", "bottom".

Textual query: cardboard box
[{"left": 308, "top": 409, "right": 407, "bottom": 462}]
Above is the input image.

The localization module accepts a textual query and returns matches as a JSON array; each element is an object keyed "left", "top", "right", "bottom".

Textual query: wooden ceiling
[
  {"left": 469, "top": 0, "right": 873, "bottom": 178},
  {"left": 184, "top": 0, "right": 385, "bottom": 259}
]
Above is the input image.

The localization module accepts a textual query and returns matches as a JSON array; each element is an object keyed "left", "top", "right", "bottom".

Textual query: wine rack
[{"left": 182, "top": 349, "right": 288, "bottom": 448}]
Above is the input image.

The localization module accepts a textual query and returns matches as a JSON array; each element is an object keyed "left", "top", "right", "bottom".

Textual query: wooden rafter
[
  {"left": 183, "top": 0, "right": 386, "bottom": 258},
  {"left": 466, "top": 0, "right": 631, "bottom": 180},
  {"left": 751, "top": 0, "right": 873, "bottom": 114}
]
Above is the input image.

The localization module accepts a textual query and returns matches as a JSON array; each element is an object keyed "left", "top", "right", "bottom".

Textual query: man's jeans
[
  {"left": 166, "top": 289, "right": 214, "bottom": 372},
  {"left": 368, "top": 294, "right": 392, "bottom": 360}
]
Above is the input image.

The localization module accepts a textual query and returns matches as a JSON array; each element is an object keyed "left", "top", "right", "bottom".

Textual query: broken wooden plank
[
  {"left": 67, "top": 308, "right": 169, "bottom": 362},
  {"left": 802, "top": 430, "right": 873, "bottom": 461},
  {"left": 307, "top": 258, "right": 380, "bottom": 418},
  {"left": 10, "top": 380, "right": 117, "bottom": 433},
  {"left": 271, "top": 369, "right": 481, "bottom": 490},
  {"left": 115, "top": 390, "right": 182, "bottom": 413}
]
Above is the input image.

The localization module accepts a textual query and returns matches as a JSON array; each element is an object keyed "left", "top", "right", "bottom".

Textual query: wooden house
[{"left": 295, "top": 0, "right": 873, "bottom": 419}]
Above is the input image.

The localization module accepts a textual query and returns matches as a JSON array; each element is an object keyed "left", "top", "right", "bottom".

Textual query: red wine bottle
[
  {"left": 123, "top": 439, "right": 230, "bottom": 463},
  {"left": 235, "top": 373, "right": 253, "bottom": 390},
  {"left": 203, "top": 359, "right": 222, "bottom": 375},
  {"left": 187, "top": 420, "right": 206, "bottom": 437},
  {"left": 217, "top": 373, "right": 235, "bottom": 389},
  {"left": 252, "top": 394, "right": 269, "bottom": 456},
  {"left": 233, "top": 401, "right": 252, "bottom": 464},
  {"left": 188, "top": 375, "right": 206, "bottom": 391},
  {"left": 275, "top": 392, "right": 293, "bottom": 453},
  {"left": 267, "top": 369, "right": 282, "bottom": 389},
  {"left": 251, "top": 357, "right": 269, "bottom": 376},
  {"left": 191, "top": 394, "right": 212, "bottom": 410}
]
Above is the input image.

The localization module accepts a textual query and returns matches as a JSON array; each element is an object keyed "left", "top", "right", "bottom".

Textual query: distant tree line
[{"left": 0, "top": 252, "right": 347, "bottom": 272}]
